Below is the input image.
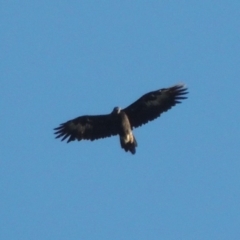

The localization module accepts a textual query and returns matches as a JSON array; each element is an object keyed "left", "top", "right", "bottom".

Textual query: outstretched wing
[
  {"left": 123, "top": 84, "right": 188, "bottom": 128},
  {"left": 54, "top": 114, "right": 119, "bottom": 143}
]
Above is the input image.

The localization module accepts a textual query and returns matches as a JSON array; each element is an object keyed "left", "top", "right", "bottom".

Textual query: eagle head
[{"left": 112, "top": 107, "right": 121, "bottom": 114}]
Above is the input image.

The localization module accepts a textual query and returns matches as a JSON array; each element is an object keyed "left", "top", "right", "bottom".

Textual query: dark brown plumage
[{"left": 54, "top": 84, "right": 188, "bottom": 154}]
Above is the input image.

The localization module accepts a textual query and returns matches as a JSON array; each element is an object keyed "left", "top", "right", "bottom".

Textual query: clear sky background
[{"left": 1, "top": 1, "right": 240, "bottom": 239}]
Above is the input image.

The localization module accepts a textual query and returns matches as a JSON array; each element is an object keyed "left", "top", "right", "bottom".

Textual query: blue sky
[{"left": 1, "top": 1, "right": 240, "bottom": 239}]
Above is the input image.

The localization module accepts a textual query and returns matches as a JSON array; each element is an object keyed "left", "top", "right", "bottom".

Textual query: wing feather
[
  {"left": 123, "top": 84, "right": 188, "bottom": 128},
  {"left": 54, "top": 114, "right": 119, "bottom": 143}
]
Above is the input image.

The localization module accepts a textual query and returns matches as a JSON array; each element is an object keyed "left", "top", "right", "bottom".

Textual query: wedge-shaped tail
[{"left": 120, "top": 134, "right": 138, "bottom": 154}]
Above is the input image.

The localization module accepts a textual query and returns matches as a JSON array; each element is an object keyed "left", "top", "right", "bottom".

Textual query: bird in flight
[{"left": 54, "top": 84, "right": 188, "bottom": 154}]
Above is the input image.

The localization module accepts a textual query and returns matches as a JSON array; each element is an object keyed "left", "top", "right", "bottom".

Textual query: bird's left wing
[
  {"left": 123, "top": 84, "right": 188, "bottom": 128},
  {"left": 54, "top": 114, "right": 119, "bottom": 143}
]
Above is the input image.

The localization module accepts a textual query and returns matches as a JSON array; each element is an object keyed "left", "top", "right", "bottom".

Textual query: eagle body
[
  {"left": 54, "top": 84, "right": 188, "bottom": 154},
  {"left": 115, "top": 108, "right": 137, "bottom": 154}
]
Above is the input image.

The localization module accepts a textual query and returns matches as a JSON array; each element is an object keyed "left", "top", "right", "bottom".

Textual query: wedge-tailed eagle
[{"left": 54, "top": 84, "right": 188, "bottom": 154}]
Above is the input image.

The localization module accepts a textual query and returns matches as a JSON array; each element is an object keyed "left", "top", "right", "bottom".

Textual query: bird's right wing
[{"left": 54, "top": 114, "right": 119, "bottom": 143}]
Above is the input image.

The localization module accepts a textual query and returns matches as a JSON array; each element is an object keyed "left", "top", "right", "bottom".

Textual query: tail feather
[{"left": 120, "top": 135, "right": 137, "bottom": 154}]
